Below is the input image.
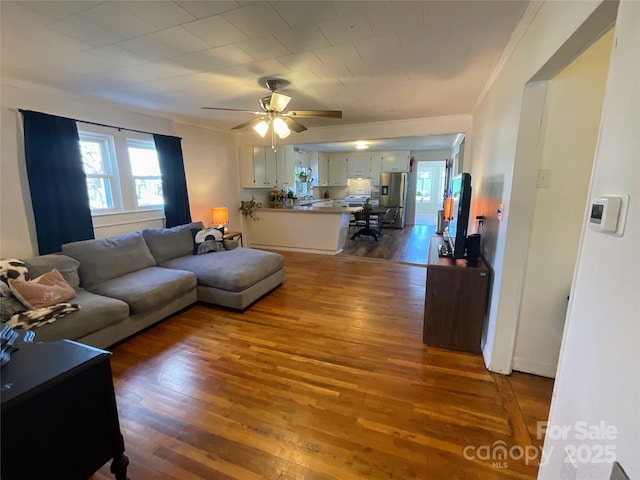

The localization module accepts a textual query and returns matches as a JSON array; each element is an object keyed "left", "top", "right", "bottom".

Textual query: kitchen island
[{"left": 245, "top": 205, "right": 361, "bottom": 255}]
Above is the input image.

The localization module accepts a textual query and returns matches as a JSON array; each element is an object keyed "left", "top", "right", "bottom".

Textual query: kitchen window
[{"left": 417, "top": 168, "right": 434, "bottom": 202}]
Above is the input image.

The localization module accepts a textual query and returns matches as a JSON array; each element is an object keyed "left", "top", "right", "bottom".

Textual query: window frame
[
  {"left": 77, "top": 125, "right": 163, "bottom": 216},
  {"left": 78, "top": 130, "right": 122, "bottom": 213},
  {"left": 416, "top": 165, "right": 435, "bottom": 203},
  {"left": 126, "top": 138, "right": 164, "bottom": 210}
]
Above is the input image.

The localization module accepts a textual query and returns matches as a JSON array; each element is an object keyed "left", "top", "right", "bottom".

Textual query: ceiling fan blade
[
  {"left": 231, "top": 116, "right": 267, "bottom": 130},
  {"left": 269, "top": 92, "right": 291, "bottom": 112},
  {"left": 282, "top": 117, "right": 307, "bottom": 133},
  {"left": 286, "top": 110, "right": 342, "bottom": 119},
  {"left": 202, "top": 107, "right": 263, "bottom": 114}
]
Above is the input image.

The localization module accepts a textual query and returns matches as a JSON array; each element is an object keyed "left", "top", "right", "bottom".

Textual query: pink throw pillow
[{"left": 9, "top": 269, "right": 76, "bottom": 309}]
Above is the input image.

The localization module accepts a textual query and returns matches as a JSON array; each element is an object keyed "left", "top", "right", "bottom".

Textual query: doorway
[
  {"left": 414, "top": 161, "right": 446, "bottom": 226},
  {"left": 512, "top": 28, "right": 615, "bottom": 378},
  {"left": 405, "top": 150, "right": 449, "bottom": 227}
]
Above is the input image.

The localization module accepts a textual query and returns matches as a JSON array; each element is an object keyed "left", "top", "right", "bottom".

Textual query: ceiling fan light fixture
[
  {"left": 278, "top": 128, "right": 291, "bottom": 139},
  {"left": 273, "top": 116, "right": 290, "bottom": 138},
  {"left": 253, "top": 119, "right": 269, "bottom": 137}
]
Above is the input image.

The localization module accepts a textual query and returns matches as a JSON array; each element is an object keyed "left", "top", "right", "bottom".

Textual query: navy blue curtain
[
  {"left": 21, "top": 110, "right": 94, "bottom": 254},
  {"left": 153, "top": 134, "right": 192, "bottom": 227}
]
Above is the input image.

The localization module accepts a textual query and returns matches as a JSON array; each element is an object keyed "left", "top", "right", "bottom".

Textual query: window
[
  {"left": 79, "top": 132, "right": 120, "bottom": 212},
  {"left": 78, "top": 127, "right": 163, "bottom": 214},
  {"left": 127, "top": 139, "right": 163, "bottom": 208},
  {"left": 415, "top": 162, "right": 447, "bottom": 205},
  {"left": 416, "top": 169, "right": 433, "bottom": 202}
]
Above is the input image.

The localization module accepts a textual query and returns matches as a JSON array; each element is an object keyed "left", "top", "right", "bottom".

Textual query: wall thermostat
[{"left": 589, "top": 195, "right": 627, "bottom": 235}]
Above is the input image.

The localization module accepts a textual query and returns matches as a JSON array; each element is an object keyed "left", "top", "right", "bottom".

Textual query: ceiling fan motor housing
[
  {"left": 260, "top": 96, "right": 272, "bottom": 111},
  {"left": 265, "top": 79, "right": 281, "bottom": 92}
]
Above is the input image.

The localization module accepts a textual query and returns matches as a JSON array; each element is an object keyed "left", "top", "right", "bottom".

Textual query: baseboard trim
[{"left": 512, "top": 356, "right": 557, "bottom": 379}]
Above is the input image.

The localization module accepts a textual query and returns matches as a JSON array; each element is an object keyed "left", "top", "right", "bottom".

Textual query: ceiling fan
[{"left": 202, "top": 79, "right": 342, "bottom": 147}]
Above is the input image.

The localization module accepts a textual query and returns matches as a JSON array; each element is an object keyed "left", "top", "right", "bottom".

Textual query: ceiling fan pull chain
[{"left": 271, "top": 126, "right": 276, "bottom": 152}]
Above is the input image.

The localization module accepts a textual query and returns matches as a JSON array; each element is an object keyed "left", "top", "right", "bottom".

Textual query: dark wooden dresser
[
  {"left": 1, "top": 333, "right": 128, "bottom": 480},
  {"left": 423, "top": 235, "right": 490, "bottom": 353}
]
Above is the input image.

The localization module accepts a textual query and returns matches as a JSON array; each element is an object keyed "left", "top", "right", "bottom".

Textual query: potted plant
[
  {"left": 295, "top": 169, "right": 308, "bottom": 183},
  {"left": 239, "top": 196, "right": 262, "bottom": 220}
]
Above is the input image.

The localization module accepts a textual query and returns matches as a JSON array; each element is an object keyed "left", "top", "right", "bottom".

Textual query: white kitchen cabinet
[
  {"left": 381, "top": 151, "right": 410, "bottom": 172},
  {"left": 328, "top": 154, "right": 348, "bottom": 186},
  {"left": 253, "top": 146, "right": 277, "bottom": 187},
  {"left": 239, "top": 146, "right": 256, "bottom": 187},
  {"left": 312, "top": 151, "right": 329, "bottom": 186},
  {"left": 346, "top": 152, "right": 371, "bottom": 177},
  {"left": 276, "top": 145, "right": 295, "bottom": 188},
  {"left": 370, "top": 154, "right": 383, "bottom": 186}
]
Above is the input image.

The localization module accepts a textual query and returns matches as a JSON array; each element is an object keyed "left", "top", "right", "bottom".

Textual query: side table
[
  {"left": 224, "top": 230, "right": 243, "bottom": 247},
  {"left": 1, "top": 332, "right": 128, "bottom": 480}
]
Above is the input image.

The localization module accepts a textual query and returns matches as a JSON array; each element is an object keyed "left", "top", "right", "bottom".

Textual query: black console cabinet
[{"left": 1, "top": 334, "right": 128, "bottom": 480}]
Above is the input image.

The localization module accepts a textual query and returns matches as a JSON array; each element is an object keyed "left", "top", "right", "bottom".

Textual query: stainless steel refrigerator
[{"left": 379, "top": 172, "right": 407, "bottom": 228}]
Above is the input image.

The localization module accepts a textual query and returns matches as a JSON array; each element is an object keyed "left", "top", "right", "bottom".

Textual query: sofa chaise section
[
  {"left": 142, "top": 222, "right": 285, "bottom": 310},
  {"left": 160, "top": 248, "right": 285, "bottom": 310}
]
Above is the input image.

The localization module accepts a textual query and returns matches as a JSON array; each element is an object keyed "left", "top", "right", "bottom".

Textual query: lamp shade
[
  {"left": 211, "top": 207, "right": 229, "bottom": 225},
  {"left": 444, "top": 197, "right": 455, "bottom": 220},
  {"left": 253, "top": 120, "right": 269, "bottom": 138},
  {"left": 272, "top": 117, "right": 290, "bottom": 138}
]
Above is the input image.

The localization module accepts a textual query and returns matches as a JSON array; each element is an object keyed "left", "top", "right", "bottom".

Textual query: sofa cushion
[
  {"left": 142, "top": 222, "right": 204, "bottom": 264},
  {"left": 32, "top": 289, "right": 129, "bottom": 342},
  {"left": 160, "top": 248, "right": 284, "bottom": 293},
  {"left": 24, "top": 254, "right": 81, "bottom": 289},
  {"left": 89, "top": 267, "right": 196, "bottom": 314},
  {"left": 62, "top": 232, "right": 156, "bottom": 289}
]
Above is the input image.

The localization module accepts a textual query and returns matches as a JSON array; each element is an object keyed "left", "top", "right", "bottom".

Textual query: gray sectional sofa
[{"left": 24, "top": 221, "right": 284, "bottom": 349}]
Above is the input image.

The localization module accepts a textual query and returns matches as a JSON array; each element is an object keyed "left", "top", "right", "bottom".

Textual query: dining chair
[
  {"left": 379, "top": 207, "right": 399, "bottom": 237},
  {"left": 349, "top": 212, "right": 367, "bottom": 238}
]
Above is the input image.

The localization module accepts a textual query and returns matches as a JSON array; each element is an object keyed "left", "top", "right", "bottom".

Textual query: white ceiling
[{"left": 1, "top": 1, "right": 528, "bottom": 150}]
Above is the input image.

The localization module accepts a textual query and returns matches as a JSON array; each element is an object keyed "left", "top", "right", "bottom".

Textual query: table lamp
[{"left": 211, "top": 207, "right": 229, "bottom": 233}]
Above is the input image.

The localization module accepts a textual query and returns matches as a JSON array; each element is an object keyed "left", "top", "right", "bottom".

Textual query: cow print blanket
[{"left": 8, "top": 303, "right": 80, "bottom": 330}]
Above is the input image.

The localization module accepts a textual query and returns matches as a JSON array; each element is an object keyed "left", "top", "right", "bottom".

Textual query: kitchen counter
[
  {"left": 245, "top": 207, "right": 356, "bottom": 255},
  {"left": 264, "top": 206, "right": 361, "bottom": 214}
]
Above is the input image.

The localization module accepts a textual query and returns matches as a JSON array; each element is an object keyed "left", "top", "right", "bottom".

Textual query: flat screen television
[{"left": 447, "top": 173, "right": 472, "bottom": 259}]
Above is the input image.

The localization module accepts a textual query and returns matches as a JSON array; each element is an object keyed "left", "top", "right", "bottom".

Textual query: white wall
[
  {"left": 513, "top": 29, "right": 613, "bottom": 378},
  {"left": 236, "top": 114, "right": 472, "bottom": 149},
  {"left": 539, "top": 1, "right": 639, "bottom": 477},
  {"left": 0, "top": 80, "right": 236, "bottom": 258},
  {"left": 174, "top": 122, "right": 240, "bottom": 230},
  {"left": 469, "top": 0, "right": 612, "bottom": 374}
]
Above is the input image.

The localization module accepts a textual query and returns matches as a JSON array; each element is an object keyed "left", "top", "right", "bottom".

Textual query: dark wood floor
[
  {"left": 341, "top": 225, "right": 437, "bottom": 265},
  {"left": 91, "top": 251, "right": 553, "bottom": 480}
]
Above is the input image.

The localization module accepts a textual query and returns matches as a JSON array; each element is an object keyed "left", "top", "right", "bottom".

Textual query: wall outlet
[
  {"left": 560, "top": 447, "right": 578, "bottom": 480},
  {"left": 537, "top": 169, "right": 552, "bottom": 188}
]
